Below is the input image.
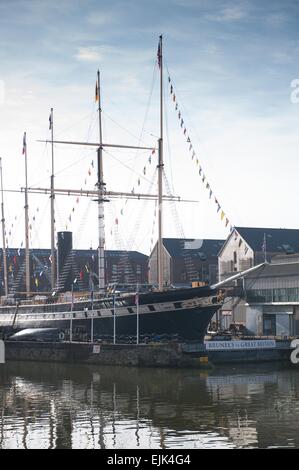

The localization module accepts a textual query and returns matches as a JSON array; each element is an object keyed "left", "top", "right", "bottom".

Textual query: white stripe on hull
[{"left": 0, "top": 296, "right": 221, "bottom": 327}]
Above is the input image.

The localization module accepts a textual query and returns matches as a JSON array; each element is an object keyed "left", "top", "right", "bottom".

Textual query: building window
[
  {"left": 247, "top": 287, "right": 299, "bottom": 303},
  {"left": 233, "top": 251, "right": 237, "bottom": 264}
]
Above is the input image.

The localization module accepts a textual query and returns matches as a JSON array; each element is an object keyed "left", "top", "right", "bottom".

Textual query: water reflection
[{"left": 0, "top": 362, "right": 299, "bottom": 448}]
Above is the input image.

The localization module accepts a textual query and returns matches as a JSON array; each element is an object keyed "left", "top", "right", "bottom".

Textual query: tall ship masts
[
  {"left": 0, "top": 158, "right": 8, "bottom": 297},
  {"left": 0, "top": 37, "right": 227, "bottom": 345},
  {"left": 50, "top": 108, "right": 56, "bottom": 291},
  {"left": 23, "top": 132, "right": 30, "bottom": 296},
  {"left": 157, "top": 35, "right": 164, "bottom": 292},
  {"left": 96, "top": 70, "right": 105, "bottom": 293}
]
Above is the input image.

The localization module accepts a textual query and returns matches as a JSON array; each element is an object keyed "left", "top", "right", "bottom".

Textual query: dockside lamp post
[
  {"left": 90, "top": 287, "right": 94, "bottom": 344},
  {"left": 70, "top": 278, "right": 77, "bottom": 343},
  {"left": 0, "top": 340, "right": 4, "bottom": 364},
  {"left": 136, "top": 284, "right": 139, "bottom": 345},
  {"left": 113, "top": 294, "right": 116, "bottom": 345}
]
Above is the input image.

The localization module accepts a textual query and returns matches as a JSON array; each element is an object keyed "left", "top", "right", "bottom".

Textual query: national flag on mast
[
  {"left": 49, "top": 111, "right": 52, "bottom": 130},
  {"left": 22, "top": 132, "right": 26, "bottom": 155},
  {"left": 157, "top": 37, "right": 162, "bottom": 69},
  {"left": 262, "top": 233, "right": 267, "bottom": 257},
  {"left": 95, "top": 81, "right": 99, "bottom": 102}
]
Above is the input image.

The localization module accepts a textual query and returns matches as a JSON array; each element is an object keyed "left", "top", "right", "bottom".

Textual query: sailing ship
[{"left": 0, "top": 36, "right": 224, "bottom": 343}]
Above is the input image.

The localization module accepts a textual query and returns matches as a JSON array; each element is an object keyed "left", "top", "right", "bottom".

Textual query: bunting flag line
[
  {"left": 115, "top": 147, "right": 157, "bottom": 223},
  {"left": 167, "top": 73, "right": 234, "bottom": 231}
]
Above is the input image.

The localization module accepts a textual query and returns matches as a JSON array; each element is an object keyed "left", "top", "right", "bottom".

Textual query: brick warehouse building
[{"left": 0, "top": 248, "right": 149, "bottom": 295}]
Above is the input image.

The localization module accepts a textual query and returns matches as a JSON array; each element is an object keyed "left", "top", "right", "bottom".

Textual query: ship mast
[
  {"left": 157, "top": 35, "right": 164, "bottom": 291},
  {"left": 96, "top": 70, "right": 105, "bottom": 293},
  {"left": 23, "top": 132, "right": 30, "bottom": 296},
  {"left": 50, "top": 108, "right": 56, "bottom": 291},
  {"left": 0, "top": 158, "right": 8, "bottom": 297}
]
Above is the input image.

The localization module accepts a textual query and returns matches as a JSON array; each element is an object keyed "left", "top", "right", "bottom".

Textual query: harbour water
[{"left": 0, "top": 361, "right": 299, "bottom": 449}]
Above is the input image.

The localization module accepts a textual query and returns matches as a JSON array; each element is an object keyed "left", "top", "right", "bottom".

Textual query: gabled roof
[
  {"left": 162, "top": 238, "right": 225, "bottom": 259},
  {"left": 235, "top": 227, "right": 299, "bottom": 254}
]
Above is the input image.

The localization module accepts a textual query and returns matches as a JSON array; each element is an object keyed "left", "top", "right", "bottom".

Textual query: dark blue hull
[{"left": 0, "top": 286, "right": 223, "bottom": 342}]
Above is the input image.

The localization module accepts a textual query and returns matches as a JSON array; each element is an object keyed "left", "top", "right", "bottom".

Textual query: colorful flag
[
  {"left": 262, "top": 233, "right": 267, "bottom": 256},
  {"left": 95, "top": 81, "right": 99, "bottom": 102},
  {"left": 157, "top": 40, "right": 161, "bottom": 68},
  {"left": 49, "top": 112, "right": 52, "bottom": 130},
  {"left": 22, "top": 132, "right": 26, "bottom": 155}
]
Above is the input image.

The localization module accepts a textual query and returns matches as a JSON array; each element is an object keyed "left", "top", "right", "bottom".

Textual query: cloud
[
  {"left": 75, "top": 46, "right": 104, "bottom": 62},
  {"left": 266, "top": 12, "right": 289, "bottom": 27},
  {"left": 86, "top": 11, "right": 117, "bottom": 26},
  {"left": 206, "top": 5, "right": 249, "bottom": 22}
]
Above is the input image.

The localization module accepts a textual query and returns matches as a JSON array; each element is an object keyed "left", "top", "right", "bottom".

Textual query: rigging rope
[{"left": 166, "top": 67, "right": 234, "bottom": 233}]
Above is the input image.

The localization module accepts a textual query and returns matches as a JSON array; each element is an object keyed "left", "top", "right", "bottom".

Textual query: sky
[{"left": 0, "top": 0, "right": 299, "bottom": 254}]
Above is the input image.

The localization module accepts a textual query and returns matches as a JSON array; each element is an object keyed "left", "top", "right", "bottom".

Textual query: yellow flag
[{"left": 221, "top": 211, "right": 225, "bottom": 221}]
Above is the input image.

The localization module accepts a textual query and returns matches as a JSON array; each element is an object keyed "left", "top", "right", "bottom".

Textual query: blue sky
[{"left": 0, "top": 0, "right": 299, "bottom": 253}]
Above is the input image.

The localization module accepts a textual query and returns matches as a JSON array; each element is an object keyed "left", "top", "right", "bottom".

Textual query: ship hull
[{"left": 0, "top": 286, "right": 223, "bottom": 342}]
